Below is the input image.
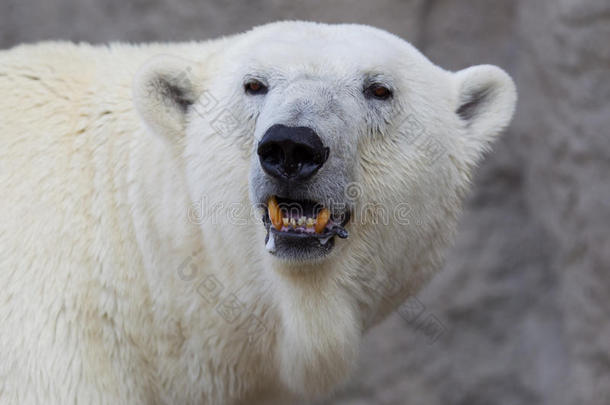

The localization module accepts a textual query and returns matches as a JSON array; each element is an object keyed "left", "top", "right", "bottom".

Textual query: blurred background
[{"left": 2, "top": 1, "right": 608, "bottom": 404}]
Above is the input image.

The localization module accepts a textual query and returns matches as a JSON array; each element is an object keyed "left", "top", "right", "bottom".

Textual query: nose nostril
[
  {"left": 292, "top": 145, "right": 315, "bottom": 166},
  {"left": 261, "top": 143, "right": 283, "bottom": 166},
  {"left": 257, "top": 124, "right": 328, "bottom": 182}
]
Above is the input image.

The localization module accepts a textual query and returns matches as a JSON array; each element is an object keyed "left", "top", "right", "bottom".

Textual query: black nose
[{"left": 257, "top": 124, "right": 329, "bottom": 182}]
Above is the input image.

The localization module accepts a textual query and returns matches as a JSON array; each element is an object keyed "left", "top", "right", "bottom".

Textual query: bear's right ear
[
  {"left": 453, "top": 65, "right": 517, "bottom": 153},
  {"left": 133, "top": 55, "right": 200, "bottom": 143}
]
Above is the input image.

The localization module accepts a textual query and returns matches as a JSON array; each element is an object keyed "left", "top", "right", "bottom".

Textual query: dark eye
[
  {"left": 365, "top": 84, "right": 392, "bottom": 100},
  {"left": 244, "top": 80, "right": 268, "bottom": 95}
]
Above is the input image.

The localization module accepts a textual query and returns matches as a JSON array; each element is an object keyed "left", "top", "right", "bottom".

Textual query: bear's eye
[
  {"left": 244, "top": 80, "right": 268, "bottom": 95},
  {"left": 365, "top": 84, "right": 393, "bottom": 100}
]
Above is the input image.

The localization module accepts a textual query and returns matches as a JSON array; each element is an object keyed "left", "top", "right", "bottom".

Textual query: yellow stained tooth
[
  {"left": 282, "top": 217, "right": 290, "bottom": 227},
  {"left": 290, "top": 218, "right": 297, "bottom": 228},
  {"left": 315, "top": 208, "right": 330, "bottom": 234},
  {"left": 268, "top": 197, "right": 282, "bottom": 230},
  {"left": 306, "top": 218, "right": 315, "bottom": 228}
]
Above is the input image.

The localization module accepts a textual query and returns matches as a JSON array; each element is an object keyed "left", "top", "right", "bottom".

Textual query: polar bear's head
[
  {"left": 133, "top": 22, "right": 515, "bottom": 398},
  {"left": 134, "top": 21, "right": 516, "bottom": 269}
]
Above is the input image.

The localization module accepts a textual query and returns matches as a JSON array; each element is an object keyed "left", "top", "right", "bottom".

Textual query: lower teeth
[{"left": 265, "top": 232, "right": 276, "bottom": 253}]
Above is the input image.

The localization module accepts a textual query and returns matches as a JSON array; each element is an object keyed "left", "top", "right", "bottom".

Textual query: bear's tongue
[{"left": 267, "top": 196, "right": 330, "bottom": 234}]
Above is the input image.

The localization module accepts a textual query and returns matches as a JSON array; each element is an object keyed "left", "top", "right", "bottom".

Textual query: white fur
[{"left": 0, "top": 22, "right": 516, "bottom": 404}]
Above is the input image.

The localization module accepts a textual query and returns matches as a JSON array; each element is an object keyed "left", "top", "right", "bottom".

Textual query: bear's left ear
[
  {"left": 133, "top": 55, "right": 201, "bottom": 143},
  {"left": 453, "top": 65, "right": 517, "bottom": 150}
]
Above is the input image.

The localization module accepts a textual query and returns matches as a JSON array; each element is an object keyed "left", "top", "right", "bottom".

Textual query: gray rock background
[{"left": 2, "top": 0, "right": 608, "bottom": 404}]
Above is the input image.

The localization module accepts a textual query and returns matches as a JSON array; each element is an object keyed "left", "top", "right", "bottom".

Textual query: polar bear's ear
[
  {"left": 133, "top": 55, "right": 201, "bottom": 143},
  {"left": 454, "top": 65, "right": 517, "bottom": 150}
]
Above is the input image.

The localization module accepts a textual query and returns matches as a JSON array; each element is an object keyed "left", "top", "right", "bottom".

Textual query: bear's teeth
[
  {"left": 267, "top": 197, "right": 282, "bottom": 230},
  {"left": 269, "top": 197, "right": 331, "bottom": 233},
  {"left": 315, "top": 208, "right": 330, "bottom": 234},
  {"left": 265, "top": 232, "right": 276, "bottom": 253}
]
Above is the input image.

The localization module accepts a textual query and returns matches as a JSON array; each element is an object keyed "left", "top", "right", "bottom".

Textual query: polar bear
[{"left": 0, "top": 21, "right": 516, "bottom": 404}]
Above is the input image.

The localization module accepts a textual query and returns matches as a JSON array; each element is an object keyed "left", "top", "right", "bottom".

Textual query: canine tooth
[
  {"left": 282, "top": 217, "right": 290, "bottom": 227},
  {"left": 315, "top": 208, "right": 330, "bottom": 234},
  {"left": 265, "top": 232, "right": 276, "bottom": 253},
  {"left": 268, "top": 197, "right": 282, "bottom": 230}
]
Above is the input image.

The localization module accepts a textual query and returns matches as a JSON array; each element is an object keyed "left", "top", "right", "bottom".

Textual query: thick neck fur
[{"left": 127, "top": 126, "right": 363, "bottom": 403}]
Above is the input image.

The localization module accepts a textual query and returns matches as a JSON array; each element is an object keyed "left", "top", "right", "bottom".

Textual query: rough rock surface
[{"left": 1, "top": 1, "right": 608, "bottom": 404}]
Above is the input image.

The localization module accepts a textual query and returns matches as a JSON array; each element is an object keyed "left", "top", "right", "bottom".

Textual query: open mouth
[{"left": 262, "top": 196, "right": 350, "bottom": 255}]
